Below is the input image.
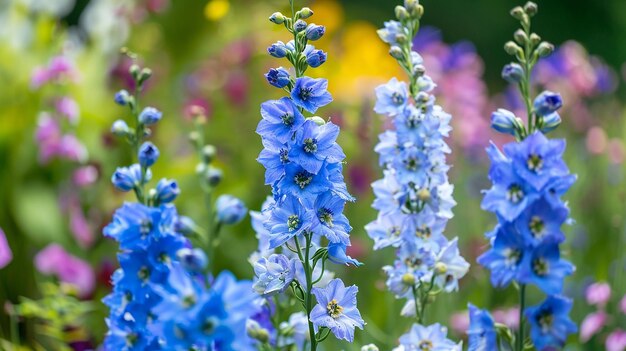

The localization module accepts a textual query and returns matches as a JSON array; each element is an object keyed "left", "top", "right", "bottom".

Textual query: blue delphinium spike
[
  {"left": 473, "top": 2, "right": 577, "bottom": 351},
  {"left": 365, "top": 1, "right": 469, "bottom": 346},
  {"left": 249, "top": 2, "right": 363, "bottom": 349}
]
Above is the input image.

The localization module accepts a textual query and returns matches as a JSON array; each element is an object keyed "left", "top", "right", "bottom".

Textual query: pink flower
[
  {"left": 449, "top": 311, "right": 469, "bottom": 335},
  {"left": 55, "top": 97, "right": 80, "bottom": 124},
  {"left": 58, "top": 135, "right": 88, "bottom": 162},
  {"left": 70, "top": 206, "right": 95, "bottom": 249},
  {"left": 620, "top": 295, "right": 626, "bottom": 315},
  {"left": 586, "top": 282, "right": 611, "bottom": 306},
  {"left": 608, "top": 139, "right": 625, "bottom": 165},
  {"left": 73, "top": 165, "right": 99, "bottom": 187},
  {"left": 586, "top": 126, "right": 608, "bottom": 155},
  {"left": 606, "top": 330, "right": 626, "bottom": 351},
  {"left": 0, "top": 228, "right": 12, "bottom": 269},
  {"left": 580, "top": 311, "right": 607, "bottom": 342},
  {"left": 493, "top": 307, "right": 520, "bottom": 330},
  {"left": 35, "top": 244, "right": 95, "bottom": 298}
]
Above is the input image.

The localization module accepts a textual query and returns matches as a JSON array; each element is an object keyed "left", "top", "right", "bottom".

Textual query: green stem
[
  {"left": 304, "top": 234, "right": 317, "bottom": 351},
  {"left": 517, "top": 284, "right": 526, "bottom": 351}
]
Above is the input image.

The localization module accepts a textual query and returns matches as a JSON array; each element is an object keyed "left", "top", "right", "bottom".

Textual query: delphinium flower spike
[
  {"left": 250, "top": 1, "right": 364, "bottom": 350},
  {"left": 366, "top": 1, "right": 469, "bottom": 349},
  {"left": 104, "top": 55, "right": 259, "bottom": 350},
  {"left": 470, "top": 2, "right": 577, "bottom": 351}
]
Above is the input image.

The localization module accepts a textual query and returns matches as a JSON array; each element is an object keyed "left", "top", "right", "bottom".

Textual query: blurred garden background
[{"left": 0, "top": 0, "right": 625, "bottom": 350}]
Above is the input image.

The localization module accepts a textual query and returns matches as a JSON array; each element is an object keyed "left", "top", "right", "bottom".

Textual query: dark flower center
[
  {"left": 529, "top": 216, "right": 545, "bottom": 237},
  {"left": 288, "top": 215, "right": 300, "bottom": 232},
  {"left": 299, "top": 87, "right": 313, "bottom": 101},
  {"left": 418, "top": 340, "right": 433, "bottom": 350},
  {"left": 140, "top": 219, "right": 152, "bottom": 237},
  {"left": 294, "top": 171, "right": 313, "bottom": 189},
  {"left": 537, "top": 311, "right": 554, "bottom": 332},
  {"left": 506, "top": 249, "right": 522, "bottom": 266},
  {"left": 279, "top": 149, "right": 289, "bottom": 163},
  {"left": 327, "top": 299, "right": 343, "bottom": 319},
  {"left": 281, "top": 113, "right": 294, "bottom": 126},
  {"left": 303, "top": 138, "right": 318, "bottom": 153},
  {"left": 507, "top": 184, "right": 524, "bottom": 203},
  {"left": 405, "top": 156, "right": 420, "bottom": 171},
  {"left": 533, "top": 258, "right": 549, "bottom": 276},
  {"left": 527, "top": 153, "right": 543, "bottom": 172},
  {"left": 389, "top": 226, "right": 401, "bottom": 237},
  {"left": 318, "top": 208, "right": 333, "bottom": 227},
  {"left": 415, "top": 225, "right": 431, "bottom": 239},
  {"left": 391, "top": 92, "right": 405, "bottom": 105},
  {"left": 138, "top": 266, "right": 150, "bottom": 281}
]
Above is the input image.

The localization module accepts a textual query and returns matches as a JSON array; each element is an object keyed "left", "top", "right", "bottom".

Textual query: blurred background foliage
[{"left": 0, "top": 0, "right": 625, "bottom": 350}]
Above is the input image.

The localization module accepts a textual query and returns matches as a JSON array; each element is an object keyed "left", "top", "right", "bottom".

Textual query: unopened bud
[
  {"left": 395, "top": 33, "right": 408, "bottom": 44},
  {"left": 413, "top": 64, "right": 426, "bottom": 77},
  {"left": 308, "top": 116, "right": 326, "bottom": 125},
  {"left": 298, "top": 7, "right": 313, "bottom": 19},
  {"left": 529, "top": 33, "right": 541, "bottom": 46},
  {"left": 189, "top": 131, "right": 201, "bottom": 146},
  {"left": 202, "top": 145, "right": 217, "bottom": 164},
  {"left": 417, "top": 188, "right": 431, "bottom": 202},
  {"left": 389, "top": 46, "right": 404, "bottom": 60},
  {"left": 395, "top": 5, "right": 409, "bottom": 21},
  {"left": 204, "top": 166, "right": 223, "bottom": 187},
  {"left": 504, "top": 41, "right": 522, "bottom": 56},
  {"left": 138, "top": 68, "right": 152, "bottom": 84},
  {"left": 524, "top": 1, "right": 538, "bottom": 16},
  {"left": 129, "top": 64, "right": 140, "bottom": 80},
  {"left": 269, "top": 12, "right": 286, "bottom": 24},
  {"left": 402, "top": 273, "right": 416, "bottom": 285},
  {"left": 294, "top": 19, "right": 307, "bottom": 33},
  {"left": 510, "top": 6, "right": 525, "bottom": 20},
  {"left": 536, "top": 42, "right": 554, "bottom": 57},
  {"left": 514, "top": 29, "right": 528, "bottom": 45},
  {"left": 435, "top": 262, "right": 448, "bottom": 275}
]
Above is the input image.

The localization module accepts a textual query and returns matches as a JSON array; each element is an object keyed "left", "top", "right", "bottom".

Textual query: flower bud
[
  {"left": 293, "top": 19, "right": 307, "bottom": 33},
  {"left": 138, "top": 142, "right": 159, "bottom": 167},
  {"left": 395, "top": 33, "right": 408, "bottom": 44},
  {"left": 269, "top": 12, "right": 286, "bottom": 24},
  {"left": 204, "top": 166, "right": 223, "bottom": 187},
  {"left": 111, "top": 164, "right": 147, "bottom": 191},
  {"left": 361, "top": 345, "right": 380, "bottom": 351},
  {"left": 111, "top": 119, "right": 130, "bottom": 137},
  {"left": 395, "top": 6, "right": 409, "bottom": 21},
  {"left": 305, "top": 24, "right": 325, "bottom": 41},
  {"left": 202, "top": 145, "right": 217, "bottom": 164},
  {"left": 189, "top": 131, "right": 202, "bottom": 147},
  {"left": 129, "top": 64, "right": 140, "bottom": 80},
  {"left": 174, "top": 216, "right": 198, "bottom": 236},
  {"left": 434, "top": 262, "right": 448, "bottom": 274},
  {"left": 138, "top": 68, "right": 152, "bottom": 85},
  {"left": 524, "top": 1, "right": 538, "bottom": 16},
  {"left": 538, "top": 112, "right": 561, "bottom": 133},
  {"left": 306, "top": 49, "right": 327, "bottom": 68},
  {"left": 504, "top": 41, "right": 522, "bottom": 56},
  {"left": 404, "top": 0, "right": 421, "bottom": 16},
  {"left": 417, "top": 188, "right": 431, "bottom": 202},
  {"left": 501, "top": 63, "right": 524, "bottom": 83},
  {"left": 491, "top": 108, "right": 522, "bottom": 136},
  {"left": 533, "top": 90, "right": 562, "bottom": 116},
  {"left": 215, "top": 194, "right": 247, "bottom": 225},
  {"left": 267, "top": 41, "right": 289, "bottom": 58},
  {"left": 265, "top": 67, "right": 291, "bottom": 88},
  {"left": 114, "top": 90, "right": 130, "bottom": 106},
  {"left": 297, "top": 7, "right": 313, "bottom": 19},
  {"left": 413, "top": 64, "right": 426, "bottom": 77},
  {"left": 529, "top": 33, "right": 541, "bottom": 45},
  {"left": 177, "top": 248, "right": 208, "bottom": 272},
  {"left": 308, "top": 116, "right": 326, "bottom": 126},
  {"left": 246, "top": 319, "right": 270, "bottom": 343},
  {"left": 138, "top": 107, "right": 162, "bottom": 125},
  {"left": 415, "top": 92, "right": 430, "bottom": 104},
  {"left": 389, "top": 46, "right": 404, "bottom": 60},
  {"left": 155, "top": 178, "right": 180, "bottom": 203},
  {"left": 402, "top": 273, "right": 416, "bottom": 285},
  {"left": 328, "top": 242, "right": 362, "bottom": 266},
  {"left": 536, "top": 42, "right": 555, "bottom": 57},
  {"left": 510, "top": 6, "right": 525, "bottom": 20},
  {"left": 514, "top": 29, "right": 528, "bottom": 45}
]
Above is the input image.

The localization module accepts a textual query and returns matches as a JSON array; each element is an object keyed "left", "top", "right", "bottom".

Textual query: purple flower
[
  {"left": 34, "top": 244, "right": 95, "bottom": 297},
  {"left": 310, "top": 278, "right": 364, "bottom": 342},
  {"left": 580, "top": 311, "right": 607, "bottom": 342},
  {"left": 585, "top": 282, "right": 611, "bottom": 306},
  {"left": 0, "top": 228, "right": 12, "bottom": 269},
  {"left": 606, "top": 330, "right": 626, "bottom": 351}
]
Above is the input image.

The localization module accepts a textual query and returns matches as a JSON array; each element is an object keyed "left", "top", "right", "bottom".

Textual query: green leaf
[{"left": 13, "top": 183, "right": 67, "bottom": 246}]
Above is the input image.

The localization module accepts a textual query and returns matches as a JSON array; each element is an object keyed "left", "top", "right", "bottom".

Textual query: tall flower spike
[
  {"left": 103, "top": 59, "right": 258, "bottom": 350},
  {"left": 251, "top": 1, "right": 362, "bottom": 349},
  {"left": 366, "top": 0, "right": 469, "bottom": 348},
  {"left": 472, "top": 3, "right": 577, "bottom": 351}
]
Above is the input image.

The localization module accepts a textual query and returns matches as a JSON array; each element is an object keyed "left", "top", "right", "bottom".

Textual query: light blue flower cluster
[
  {"left": 250, "top": 2, "right": 364, "bottom": 349},
  {"left": 470, "top": 3, "right": 577, "bottom": 351},
  {"left": 366, "top": 1, "right": 469, "bottom": 341},
  {"left": 103, "top": 61, "right": 258, "bottom": 350}
]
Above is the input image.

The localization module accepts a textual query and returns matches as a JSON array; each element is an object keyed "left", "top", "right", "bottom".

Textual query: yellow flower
[{"left": 205, "top": 0, "right": 230, "bottom": 21}]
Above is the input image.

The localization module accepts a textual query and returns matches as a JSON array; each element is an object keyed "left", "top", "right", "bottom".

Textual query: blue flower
[
  {"left": 374, "top": 77, "right": 408, "bottom": 116},
  {"left": 111, "top": 119, "right": 130, "bottom": 136},
  {"left": 265, "top": 67, "right": 291, "bottom": 88},
  {"left": 501, "top": 63, "right": 524, "bottom": 84},
  {"left": 305, "top": 24, "right": 325, "bottom": 41},
  {"left": 525, "top": 295, "right": 577, "bottom": 350},
  {"left": 327, "top": 243, "right": 361, "bottom": 266},
  {"left": 513, "top": 198, "right": 568, "bottom": 246},
  {"left": 138, "top": 142, "right": 159, "bottom": 167},
  {"left": 265, "top": 196, "right": 315, "bottom": 249},
  {"left": 467, "top": 304, "right": 497, "bottom": 351},
  {"left": 114, "top": 90, "right": 130, "bottom": 106},
  {"left": 112, "top": 164, "right": 150, "bottom": 192},
  {"left": 396, "top": 323, "right": 460, "bottom": 351},
  {"left": 293, "top": 19, "right": 307, "bottom": 32},
  {"left": 288, "top": 120, "right": 344, "bottom": 174},
  {"left": 291, "top": 77, "right": 333, "bottom": 113},
  {"left": 252, "top": 254, "right": 296, "bottom": 296},
  {"left": 503, "top": 131, "right": 569, "bottom": 191},
  {"left": 257, "top": 137, "right": 290, "bottom": 185},
  {"left": 538, "top": 112, "right": 561, "bottom": 133},
  {"left": 138, "top": 107, "right": 162, "bottom": 125},
  {"left": 257, "top": 97, "right": 305, "bottom": 143},
  {"left": 533, "top": 91, "right": 563, "bottom": 116},
  {"left": 518, "top": 240, "right": 575, "bottom": 294},
  {"left": 216, "top": 194, "right": 247, "bottom": 225},
  {"left": 267, "top": 41, "right": 289, "bottom": 58},
  {"left": 306, "top": 49, "right": 327, "bottom": 68},
  {"left": 384, "top": 245, "right": 435, "bottom": 297},
  {"left": 155, "top": 178, "right": 180, "bottom": 203},
  {"left": 103, "top": 203, "right": 177, "bottom": 250},
  {"left": 365, "top": 211, "right": 406, "bottom": 249},
  {"left": 276, "top": 164, "right": 331, "bottom": 201},
  {"left": 477, "top": 223, "right": 527, "bottom": 288},
  {"left": 177, "top": 248, "right": 208, "bottom": 273},
  {"left": 491, "top": 108, "right": 521, "bottom": 136},
  {"left": 313, "top": 192, "right": 351, "bottom": 245},
  {"left": 310, "top": 278, "right": 364, "bottom": 342},
  {"left": 433, "top": 238, "right": 470, "bottom": 292}
]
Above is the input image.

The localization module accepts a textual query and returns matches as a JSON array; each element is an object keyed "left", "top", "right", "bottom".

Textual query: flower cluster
[
  {"left": 250, "top": 2, "right": 364, "bottom": 349},
  {"left": 580, "top": 282, "right": 626, "bottom": 350},
  {"left": 471, "top": 3, "right": 577, "bottom": 350},
  {"left": 103, "top": 61, "right": 257, "bottom": 350},
  {"left": 366, "top": 1, "right": 469, "bottom": 344}
]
